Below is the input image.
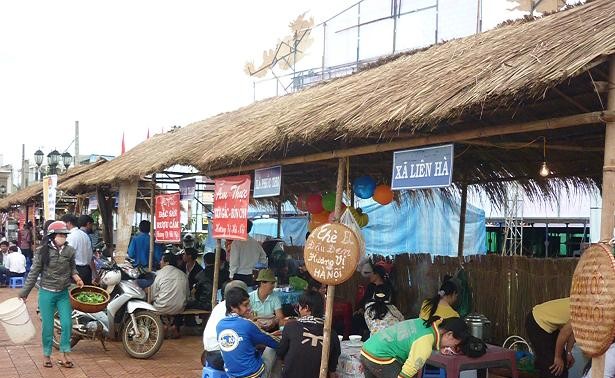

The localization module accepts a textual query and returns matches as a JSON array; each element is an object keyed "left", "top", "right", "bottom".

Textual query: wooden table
[{"left": 418, "top": 345, "right": 518, "bottom": 378}]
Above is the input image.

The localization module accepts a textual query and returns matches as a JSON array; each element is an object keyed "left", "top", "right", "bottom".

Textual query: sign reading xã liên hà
[{"left": 391, "top": 144, "right": 454, "bottom": 190}]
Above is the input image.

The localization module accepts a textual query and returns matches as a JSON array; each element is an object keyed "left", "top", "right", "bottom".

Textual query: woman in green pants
[{"left": 20, "top": 221, "right": 84, "bottom": 368}]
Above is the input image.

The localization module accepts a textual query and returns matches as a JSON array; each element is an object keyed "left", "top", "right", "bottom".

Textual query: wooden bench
[{"left": 180, "top": 309, "right": 211, "bottom": 317}]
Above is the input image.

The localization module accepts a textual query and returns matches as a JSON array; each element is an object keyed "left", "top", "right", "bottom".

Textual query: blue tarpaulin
[
  {"left": 205, "top": 194, "right": 486, "bottom": 257},
  {"left": 358, "top": 193, "right": 486, "bottom": 256}
]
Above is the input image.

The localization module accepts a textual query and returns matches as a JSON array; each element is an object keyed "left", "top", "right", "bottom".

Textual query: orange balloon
[
  {"left": 373, "top": 184, "right": 394, "bottom": 205},
  {"left": 312, "top": 211, "right": 330, "bottom": 224}
]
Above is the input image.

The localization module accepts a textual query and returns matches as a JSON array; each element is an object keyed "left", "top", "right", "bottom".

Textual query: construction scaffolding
[{"left": 501, "top": 185, "right": 524, "bottom": 256}]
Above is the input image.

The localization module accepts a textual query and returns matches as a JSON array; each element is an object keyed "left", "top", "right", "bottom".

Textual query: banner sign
[
  {"left": 179, "top": 178, "right": 196, "bottom": 200},
  {"left": 253, "top": 166, "right": 281, "bottom": 198},
  {"left": 391, "top": 144, "right": 454, "bottom": 190},
  {"left": 155, "top": 192, "right": 181, "bottom": 243},
  {"left": 88, "top": 195, "right": 98, "bottom": 212},
  {"left": 213, "top": 175, "right": 251, "bottom": 240},
  {"left": 42, "top": 175, "right": 58, "bottom": 220}
]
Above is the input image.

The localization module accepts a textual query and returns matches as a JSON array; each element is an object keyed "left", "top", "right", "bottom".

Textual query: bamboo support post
[
  {"left": 593, "top": 54, "right": 615, "bottom": 378},
  {"left": 212, "top": 239, "right": 222, "bottom": 310},
  {"left": 148, "top": 174, "right": 156, "bottom": 272},
  {"left": 457, "top": 183, "right": 468, "bottom": 261},
  {"left": 319, "top": 157, "right": 346, "bottom": 378}
]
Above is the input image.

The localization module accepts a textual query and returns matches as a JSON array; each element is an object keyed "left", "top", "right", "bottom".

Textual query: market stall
[{"left": 56, "top": 1, "right": 615, "bottom": 375}]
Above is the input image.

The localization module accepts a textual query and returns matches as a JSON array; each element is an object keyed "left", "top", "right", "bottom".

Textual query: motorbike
[{"left": 50, "top": 257, "right": 164, "bottom": 359}]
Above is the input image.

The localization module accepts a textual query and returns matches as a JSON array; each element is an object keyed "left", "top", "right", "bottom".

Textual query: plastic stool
[
  {"left": 9, "top": 276, "right": 24, "bottom": 288},
  {"left": 423, "top": 365, "right": 446, "bottom": 378},
  {"left": 202, "top": 366, "right": 227, "bottom": 378}
]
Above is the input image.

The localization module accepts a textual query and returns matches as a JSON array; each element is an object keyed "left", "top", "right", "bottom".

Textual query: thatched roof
[
  {"left": 61, "top": 0, "right": 615, "bottom": 203},
  {"left": 0, "top": 160, "right": 107, "bottom": 210}
]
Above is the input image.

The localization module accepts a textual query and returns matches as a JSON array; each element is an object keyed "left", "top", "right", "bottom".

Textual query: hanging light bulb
[
  {"left": 539, "top": 161, "right": 550, "bottom": 177},
  {"left": 539, "top": 137, "right": 550, "bottom": 177}
]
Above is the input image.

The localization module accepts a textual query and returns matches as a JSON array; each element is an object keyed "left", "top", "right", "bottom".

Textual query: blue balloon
[{"left": 353, "top": 175, "right": 376, "bottom": 199}]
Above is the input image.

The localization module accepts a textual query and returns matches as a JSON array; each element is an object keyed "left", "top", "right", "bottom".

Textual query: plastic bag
[{"left": 339, "top": 208, "right": 366, "bottom": 262}]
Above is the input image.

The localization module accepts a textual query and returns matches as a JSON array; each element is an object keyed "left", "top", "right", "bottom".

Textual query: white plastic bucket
[{"left": 0, "top": 297, "right": 36, "bottom": 344}]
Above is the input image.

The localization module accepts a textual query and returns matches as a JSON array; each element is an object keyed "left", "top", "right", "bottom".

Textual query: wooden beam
[
  {"left": 461, "top": 140, "right": 603, "bottom": 152},
  {"left": 148, "top": 174, "right": 156, "bottom": 272},
  {"left": 319, "top": 157, "right": 346, "bottom": 378},
  {"left": 206, "top": 111, "right": 615, "bottom": 177},
  {"left": 458, "top": 183, "right": 468, "bottom": 261},
  {"left": 593, "top": 54, "right": 615, "bottom": 378},
  {"left": 551, "top": 87, "right": 590, "bottom": 113}
]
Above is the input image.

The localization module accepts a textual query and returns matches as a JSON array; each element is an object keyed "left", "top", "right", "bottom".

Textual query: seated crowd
[{"left": 200, "top": 259, "right": 472, "bottom": 378}]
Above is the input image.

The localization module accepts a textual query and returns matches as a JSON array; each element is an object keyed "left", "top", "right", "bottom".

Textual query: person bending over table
[
  {"left": 525, "top": 297, "right": 575, "bottom": 378},
  {"left": 360, "top": 317, "right": 470, "bottom": 378},
  {"left": 419, "top": 275, "right": 460, "bottom": 321},
  {"left": 217, "top": 287, "right": 279, "bottom": 378},
  {"left": 277, "top": 290, "right": 341, "bottom": 378},
  {"left": 249, "top": 269, "right": 284, "bottom": 332}
]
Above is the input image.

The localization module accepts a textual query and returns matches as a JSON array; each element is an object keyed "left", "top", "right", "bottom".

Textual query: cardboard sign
[
  {"left": 304, "top": 223, "right": 360, "bottom": 285},
  {"left": 253, "top": 166, "right": 282, "bottom": 198},
  {"left": 213, "top": 175, "right": 251, "bottom": 240},
  {"left": 42, "top": 175, "right": 57, "bottom": 220},
  {"left": 570, "top": 243, "right": 615, "bottom": 357},
  {"left": 155, "top": 193, "right": 181, "bottom": 243},
  {"left": 391, "top": 144, "right": 454, "bottom": 190}
]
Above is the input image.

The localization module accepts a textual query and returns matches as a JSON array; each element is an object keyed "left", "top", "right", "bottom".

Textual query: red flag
[
  {"left": 121, "top": 132, "right": 126, "bottom": 155},
  {"left": 147, "top": 128, "right": 150, "bottom": 139}
]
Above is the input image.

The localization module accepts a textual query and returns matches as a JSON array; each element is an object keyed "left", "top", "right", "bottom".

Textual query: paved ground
[{"left": 0, "top": 288, "right": 204, "bottom": 378}]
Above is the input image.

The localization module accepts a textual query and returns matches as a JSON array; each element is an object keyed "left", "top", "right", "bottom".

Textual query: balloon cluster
[
  {"left": 297, "top": 176, "right": 394, "bottom": 231},
  {"left": 352, "top": 176, "right": 394, "bottom": 206}
]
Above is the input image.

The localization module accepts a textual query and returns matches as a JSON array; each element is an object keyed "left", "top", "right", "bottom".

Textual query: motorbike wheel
[
  {"left": 50, "top": 312, "right": 80, "bottom": 350},
  {"left": 121, "top": 310, "right": 164, "bottom": 359}
]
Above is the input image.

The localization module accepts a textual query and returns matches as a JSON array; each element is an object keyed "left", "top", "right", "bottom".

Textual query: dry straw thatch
[
  {"left": 0, "top": 160, "right": 107, "bottom": 210},
  {"left": 60, "top": 0, "right": 615, "bottom": 202}
]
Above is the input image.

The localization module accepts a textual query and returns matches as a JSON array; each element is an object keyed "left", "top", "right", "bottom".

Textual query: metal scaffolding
[{"left": 501, "top": 185, "right": 524, "bottom": 256}]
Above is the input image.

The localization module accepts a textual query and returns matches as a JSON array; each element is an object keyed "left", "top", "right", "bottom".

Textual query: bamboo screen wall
[{"left": 325, "top": 252, "right": 579, "bottom": 344}]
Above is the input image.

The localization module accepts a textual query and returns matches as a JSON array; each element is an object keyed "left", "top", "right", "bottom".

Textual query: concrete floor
[{"left": 0, "top": 287, "right": 203, "bottom": 378}]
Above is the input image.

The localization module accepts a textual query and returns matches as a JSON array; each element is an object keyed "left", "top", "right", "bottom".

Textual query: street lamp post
[
  {"left": 47, "top": 150, "right": 60, "bottom": 175},
  {"left": 34, "top": 149, "right": 44, "bottom": 181},
  {"left": 61, "top": 152, "right": 72, "bottom": 171}
]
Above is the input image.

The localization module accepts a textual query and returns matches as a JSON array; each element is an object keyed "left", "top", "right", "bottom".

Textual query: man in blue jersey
[
  {"left": 217, "top": 287, "right": 279, "bottom": 378},
  {"left": 127, "top": 220, "right": 164, "bottom": 269}
]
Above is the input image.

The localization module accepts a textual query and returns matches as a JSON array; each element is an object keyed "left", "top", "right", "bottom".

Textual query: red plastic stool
[{"left": 332, "top": 301, "right": 352, "bottom": 339}]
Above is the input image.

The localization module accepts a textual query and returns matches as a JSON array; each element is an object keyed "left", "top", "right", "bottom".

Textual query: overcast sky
[{"left": 0, "top": 0, "right": 523, "bottom": 174}]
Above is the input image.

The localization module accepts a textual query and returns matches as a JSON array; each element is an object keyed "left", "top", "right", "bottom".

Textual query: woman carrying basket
[{"left": 19, "top": 221, "right": 84, "bottom": 369}]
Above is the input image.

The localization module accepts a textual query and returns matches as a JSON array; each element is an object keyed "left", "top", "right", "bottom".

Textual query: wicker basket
[{"left": 69, "top": 285, "right": 110, "bottom": 313}]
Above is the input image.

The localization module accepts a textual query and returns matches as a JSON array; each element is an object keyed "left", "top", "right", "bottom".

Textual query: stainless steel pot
[{"left": 464, "top": 313, "right": 491, "bottom": 342}]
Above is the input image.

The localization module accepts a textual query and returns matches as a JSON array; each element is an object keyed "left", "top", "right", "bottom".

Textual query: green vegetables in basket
[{"left": 74, "top": 292, "right": 106, "bottom": 304}]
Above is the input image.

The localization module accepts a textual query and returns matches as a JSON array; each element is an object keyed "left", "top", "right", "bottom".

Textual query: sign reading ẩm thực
[
  {"left": 253, "top": 165, "right": 282, "bottom": 198},
  {"left": 391, "top": 144, "right": 454, "bottom": 190}
]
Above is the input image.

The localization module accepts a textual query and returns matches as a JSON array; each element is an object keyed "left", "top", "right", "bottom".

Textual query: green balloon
[{"left": 321, "top": 192, "right": 336, "bottom": 212}]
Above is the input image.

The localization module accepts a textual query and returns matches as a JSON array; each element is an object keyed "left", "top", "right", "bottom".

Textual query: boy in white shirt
[{"left": 5, "top": 245, "right": 26, "bottom": 278}]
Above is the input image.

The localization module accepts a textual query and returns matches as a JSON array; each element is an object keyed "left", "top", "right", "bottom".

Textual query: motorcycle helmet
[
  {"left": 47, "top": 221, "right": 70, "bottom": 237},
  {"left": 100, "top": 270, "right": 121, "bottom": 293},
  {"left": 182, "top": 233, "right": 195, "bottom": 248}
]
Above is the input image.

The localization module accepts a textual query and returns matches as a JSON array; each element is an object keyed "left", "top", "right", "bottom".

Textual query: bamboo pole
[
  {"left": 212, "top": 239, "right": 222, "bottom": 310},
  {"left": 593, "top": 54, "right": 615, "bottom": 378},
  {"left": 148, "top": 174, "right": 156, "bottom": 272},
  {"left": 319, "top": 157, "right": 346, "bottom": 378},
  {"left": 206, "top": 111, "right": 615, "bottom": 177},
  {"left": 457, "top": 183, "right": 468, "bottom": 261}
]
